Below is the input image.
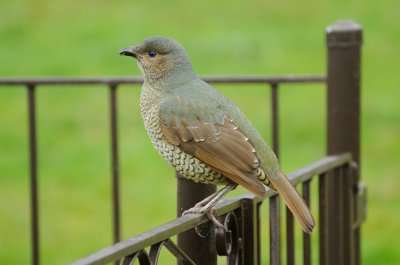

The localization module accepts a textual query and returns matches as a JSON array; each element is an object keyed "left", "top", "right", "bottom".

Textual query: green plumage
[{"left": 120, "top": 36, "right": 315, "bottom": 233}]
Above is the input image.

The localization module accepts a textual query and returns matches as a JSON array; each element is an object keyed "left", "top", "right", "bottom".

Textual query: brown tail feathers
[{"left": 270, "top": 171, "right": 315, "bottom": 233}]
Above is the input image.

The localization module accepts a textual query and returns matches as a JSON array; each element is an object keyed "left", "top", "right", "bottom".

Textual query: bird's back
[{"left": 180, "top": 78, "right": 282, "bottom": 179}]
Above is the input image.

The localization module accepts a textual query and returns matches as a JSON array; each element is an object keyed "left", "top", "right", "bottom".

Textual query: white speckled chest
[{"left": 139, "top": 85, "right": 226, "bottom": 184}]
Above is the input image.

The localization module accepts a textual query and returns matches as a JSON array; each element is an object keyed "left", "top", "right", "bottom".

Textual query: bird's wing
[{"left": 159, "top": 96, "right": 266, "bottom": 197}]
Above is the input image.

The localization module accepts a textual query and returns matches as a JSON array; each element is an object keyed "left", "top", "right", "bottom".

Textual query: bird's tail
[{"left": 270, "top": 171, "right": 315, "bottom": 233}]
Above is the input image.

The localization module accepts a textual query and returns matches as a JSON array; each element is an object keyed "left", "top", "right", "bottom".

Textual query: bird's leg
[
  {"left": 183, "top": 183, "right": 237, "bottom": 215},
  {"left": 182, "top": 183, "right": 237, "bottom": 229}
]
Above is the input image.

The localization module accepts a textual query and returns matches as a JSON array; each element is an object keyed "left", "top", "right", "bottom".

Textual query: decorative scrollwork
[
  {"left": 148, "top": 241, "right": 164, "bottom": 264},
  {"left": 120, "top": 250, "right": 151, "bottom": 265},
  {"left": 215, "top": 212, "right": 240, "bottom": 264},
  {"left": 120, "top": 239, "right": 195, "bottom": 265},
  {"left": 148, "top": 239, "right": 195, "bottom": 265}
]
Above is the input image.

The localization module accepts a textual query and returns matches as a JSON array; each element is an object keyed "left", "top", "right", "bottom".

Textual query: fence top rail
[
  {"left": 0, "top": 75, "right": 326, "bottom": 86},
  {"left": 71, "top": 153, "right": 352, "bottom": 265}
]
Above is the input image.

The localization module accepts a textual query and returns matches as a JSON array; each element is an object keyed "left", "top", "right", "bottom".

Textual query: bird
[{"left": 120, "top": 37, "right": 315, "bottom": 233}]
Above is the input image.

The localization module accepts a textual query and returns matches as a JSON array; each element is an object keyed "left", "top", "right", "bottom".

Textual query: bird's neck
[{"left": 143, "top": 65, "right": 197, "bottom": 92}]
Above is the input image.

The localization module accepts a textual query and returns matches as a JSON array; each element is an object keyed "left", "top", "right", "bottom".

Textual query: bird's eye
[{"left": 148, "top": 50, "right": 157, "bottom": 58}]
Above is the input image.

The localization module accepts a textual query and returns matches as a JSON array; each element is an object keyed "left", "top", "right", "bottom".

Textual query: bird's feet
[
  {"left": 183, "top": 204, "right": 225, "bottom": 230},
  {"left": 181, "top": 184, "right": 238, "bottom": 231}
]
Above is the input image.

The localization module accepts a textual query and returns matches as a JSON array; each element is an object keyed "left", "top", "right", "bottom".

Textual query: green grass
[{"left": 1, "top": 0, "right": 399, "bottom": 264}]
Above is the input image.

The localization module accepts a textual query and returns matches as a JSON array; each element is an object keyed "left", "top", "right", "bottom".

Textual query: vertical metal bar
[
  {"left": 271, "top": 83, "right": 279, "bottom": 158},
  {"left": 326, "top": 20, "right": 363, "bottom": 265},
  {"left": 326, "top": 170, "right": 336, "bottom": 265},
  {"left": 337, "top": 167, "right": 345, "bottom": 264},
  {"left": 257, "top": 202, "right": 262, "bottom": 265},
  {"left": 343, "top": 165, "right": 355, "bottom": 265},
  {"left": 27, "top": 84, "right": 39, "bottom": 265},
  {"left": 269, "top": 195, "right": 281, "bottom": 265},
  {"left": 286, "top": 207, "right": 295, "bottom": 265},
  {"left": 303, "top": 180, "right": 311, "bottom": 265},
  {"left": 109, "top": 84, "right": 120, "bottom": 244},
  {"left": 270, "top": 82, "right": 281, "bottom": 265},
  {"left": 318, "top": 173, "right": 327, "bottom": 265},
  {"left": 277, "top": 76, "right": 295, "bottom": 265},
  {"left": 176, "top": 174, "right": 217, "bottom": 265},
  {"left": 320, "top": 168, "right": 344, "bottom": 265},
  {"left": 241, "top": 198, "right": 259, "bottom": 265}
]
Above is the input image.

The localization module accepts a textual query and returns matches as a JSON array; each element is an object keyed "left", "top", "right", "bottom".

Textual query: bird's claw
[
  {"left": 182, "top": 206, "right": 226, "bottom": 232},
  {"left": 206, "top": 209, "right": 225, "bottom": 231},
  {"left": 182, "top": 201, "right": 209, "bottom": 216}
]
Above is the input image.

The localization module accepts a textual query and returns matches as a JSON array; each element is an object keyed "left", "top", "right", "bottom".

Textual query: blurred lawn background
[{"left": 0, "top": 0, "right": 399, "bottom": 264}]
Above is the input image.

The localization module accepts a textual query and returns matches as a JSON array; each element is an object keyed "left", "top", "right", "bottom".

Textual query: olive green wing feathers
[{"left": 159, "top": 96, "right": 267, "bottom": 197}]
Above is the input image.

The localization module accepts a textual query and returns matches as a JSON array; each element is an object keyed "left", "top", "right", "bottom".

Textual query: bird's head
[{"left": 120, "top": 37, "right": 195, "bottom": 86}]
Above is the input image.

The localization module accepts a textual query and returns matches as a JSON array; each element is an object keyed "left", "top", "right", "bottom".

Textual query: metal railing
[
  {"left": 0, "top": 75, "right": 324, "bottom": 264},
  {"left": 69, "top": 153, "right": 356, "bottom": 265},
  {"left": 0, "top": 20, "right": 366, "bottom": 265}
]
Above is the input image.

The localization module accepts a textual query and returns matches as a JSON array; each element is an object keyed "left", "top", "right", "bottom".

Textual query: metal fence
[{"left": 0, "top": 20, "right": 366, "bottom": 265}]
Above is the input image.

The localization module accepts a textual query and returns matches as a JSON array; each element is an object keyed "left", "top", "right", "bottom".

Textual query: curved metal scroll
[
  {"left": 149, "top": 239, "right": 196, "bottom": 265},
  {"left": 120, "top": 250, "right": 151, "bottom": 265},
  {"left": 118, "top": 238, "right": 196, "bottom": 265},
  {"left": 215, "top": 212, "right": 240, "bottom": 265}
]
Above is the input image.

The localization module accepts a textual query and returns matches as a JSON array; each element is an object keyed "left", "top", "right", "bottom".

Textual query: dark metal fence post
[
  {"left": 27, "top": 84, "right": 39, "bottom": 265},
  {"left": 270, "top": 83, "right": 282, "bottom": 265},
  {"left": 109, "top": 84, "right": 121, "bottom": 246},
  {"left": 241, "top": 199, "right": 261, "bottom": 265},
  {"left": 176, "top": 173, "right": 217, "bottom": 265},
  {"left": 325, "top": 20, "right": 362, "bottom": 265}
]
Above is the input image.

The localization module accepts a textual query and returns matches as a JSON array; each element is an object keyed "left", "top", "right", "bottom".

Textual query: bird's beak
[{"left": 119, "top": 47, "right": 137, "bottom": 58}]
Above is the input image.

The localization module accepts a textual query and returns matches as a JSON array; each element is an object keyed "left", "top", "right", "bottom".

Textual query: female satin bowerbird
[{"left": 120, "top": 37, "right": 315, "bottom": 233}]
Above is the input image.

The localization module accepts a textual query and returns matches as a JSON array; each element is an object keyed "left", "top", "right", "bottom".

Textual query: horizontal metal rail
[
  {"left": 0, "top": 75, "right": 325, "bottom": 86},
  {"left": 71, "top": 153, "right": 352, "bottom": 265}
]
